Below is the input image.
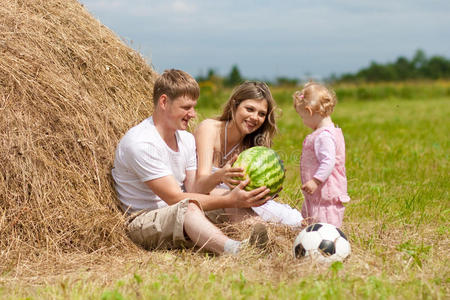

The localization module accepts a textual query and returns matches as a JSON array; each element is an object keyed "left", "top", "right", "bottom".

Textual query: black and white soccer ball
[{"left": 293, "top": 223, "right": 351, "bottom": 263}]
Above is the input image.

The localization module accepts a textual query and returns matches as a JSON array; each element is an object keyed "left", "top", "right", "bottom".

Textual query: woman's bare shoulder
[
  {"left": 197, "top": 118, "right": 222, "bottom": 132},
  {"left": 195, "top": 119, "right": 222, "bottom": 152}
]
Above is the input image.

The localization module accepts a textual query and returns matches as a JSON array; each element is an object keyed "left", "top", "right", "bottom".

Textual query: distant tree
[
  {"left": 207, "top": 68, "right": 217, "bottom": 80},
  {"left": 224, "top": 65, "right": 244, "bottom": 86},
  {"left": 275, "top": 76, "right": 299, "bottom": 86},
  {"left": 196, "top": 68, "right": 220, "bottom": 82},
  {"left": 335, "top": 72, "right": 357, "bottom": 82},
  {"left": 357, "top": 61, "right": 396, "bottom": 82},
  {"left": 392, "top": 56, "right": 415, "bottom": 80},
  {"left": 325, "top": 73, "right": 338, "bottom": 83},
  {"left": 335, "top": 49, "right": 450, "bottom": 82},
  {"left": 412, "top": 49, "right": 427, "bottom": 69},
  {"left": 196, "top": 73, "right": 206, "bottom": 82},
  {"left": 422, "top": 56, "right": 450, "bottom": 79}
]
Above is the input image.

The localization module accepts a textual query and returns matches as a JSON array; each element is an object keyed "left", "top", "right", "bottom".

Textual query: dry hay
[{"left": 0, "top": 0, "right": 157, "bottom": 271}]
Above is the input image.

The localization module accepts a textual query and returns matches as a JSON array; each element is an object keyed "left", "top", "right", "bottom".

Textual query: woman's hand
[
  {"left": 220, "top": 164, "right": 244, "bottom": 188},
  {"left": 216, "top": 154, "right": 245, "bottom": 188}
]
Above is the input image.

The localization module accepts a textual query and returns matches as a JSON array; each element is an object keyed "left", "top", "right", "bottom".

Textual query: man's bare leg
[
  {"left": 184, "top": 202, "right": 269, "bottom": 254},
  {"left": 183, "top": 201, "right": 234, "bottom": 254}
]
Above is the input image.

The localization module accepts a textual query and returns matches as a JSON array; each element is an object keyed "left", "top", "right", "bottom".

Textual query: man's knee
[{"left": 186, "top": 200, "right": 203, "bottom": 215}]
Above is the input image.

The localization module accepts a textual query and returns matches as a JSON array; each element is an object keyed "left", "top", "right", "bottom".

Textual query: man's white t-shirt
[{"left": 112, "top": 116, "right": 197, "bottom": 211}]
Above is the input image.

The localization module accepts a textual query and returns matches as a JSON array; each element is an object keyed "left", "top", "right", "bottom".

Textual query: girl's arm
[
  {"left": 302, "top": 131, "right": 336, "bottom": 194},
  {"left": 313, "top": 130, "right": 336, "bottom": 182}
]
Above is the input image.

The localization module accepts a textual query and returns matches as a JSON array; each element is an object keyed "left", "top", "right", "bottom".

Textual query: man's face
[{"left": 165, "top": 95, "right": 197, "bottom": 131}]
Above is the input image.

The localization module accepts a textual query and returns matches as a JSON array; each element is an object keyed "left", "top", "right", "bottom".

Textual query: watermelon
[{"left": 232, "top": 146, "right": 285, "bottom": 195}]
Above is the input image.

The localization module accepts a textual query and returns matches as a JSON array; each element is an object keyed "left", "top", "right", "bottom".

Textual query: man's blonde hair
[{"left": 153, "top": 69, "right": 199, "bottom": 104}]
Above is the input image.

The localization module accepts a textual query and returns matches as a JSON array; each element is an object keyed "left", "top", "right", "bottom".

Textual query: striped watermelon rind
[{"left": 232, "top": 146, "right": 285, "bottom": 196}]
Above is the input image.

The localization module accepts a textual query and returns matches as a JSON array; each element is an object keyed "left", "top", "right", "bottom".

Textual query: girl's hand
[{"left": 302, "top": 179, "right": 320, "bottom": 194}]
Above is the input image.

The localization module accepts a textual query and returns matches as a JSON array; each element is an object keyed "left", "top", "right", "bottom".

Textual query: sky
[{"left": 80, "top": 0, "right": 450, "bottom": 80}]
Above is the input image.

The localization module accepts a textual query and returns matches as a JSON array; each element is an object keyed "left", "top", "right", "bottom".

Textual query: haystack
[{"left": 0, "top": 0, "right": 157, "bottom": 270}]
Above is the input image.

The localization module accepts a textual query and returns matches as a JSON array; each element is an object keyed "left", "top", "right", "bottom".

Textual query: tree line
[
  {"left": 334, "top": 49, "right": 450, "bottom": 83},
  {"left": 196, "top": 49, "right": 450, "bottom": 87}
]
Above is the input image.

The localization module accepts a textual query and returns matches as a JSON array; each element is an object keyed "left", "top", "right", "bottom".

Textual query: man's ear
[{"left": 158, "top": 94, "right": 169, "bottom": 109}]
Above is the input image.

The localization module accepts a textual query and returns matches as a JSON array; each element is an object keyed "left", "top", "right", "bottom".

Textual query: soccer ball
[{"left": 293, "top": 223, "right": 351, "bottom": 263}]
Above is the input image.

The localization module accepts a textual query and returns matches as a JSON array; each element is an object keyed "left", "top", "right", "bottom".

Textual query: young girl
[{"left": 293, "top": 82, "right": 350, "bottom": 228}]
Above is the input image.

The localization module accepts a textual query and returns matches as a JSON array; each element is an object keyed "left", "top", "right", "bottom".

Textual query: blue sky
[{"left": 80, "top": 0, "right": 450, "bottom": 80}]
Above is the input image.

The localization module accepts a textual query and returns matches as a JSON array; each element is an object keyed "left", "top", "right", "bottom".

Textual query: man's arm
[
  {"left": 183, "top": 169, "right": 197, "bottom": 194},
  {"left": 145, "top": 174, "right": 270, "bottom": 211}
]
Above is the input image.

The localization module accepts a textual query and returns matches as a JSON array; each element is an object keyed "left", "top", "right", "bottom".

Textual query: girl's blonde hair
[
  {"left": 293, "top": 82, "right": 337, "bottom": 116},
  {"left": 218, "top": 81, "right": 277, "bottom": 149}
]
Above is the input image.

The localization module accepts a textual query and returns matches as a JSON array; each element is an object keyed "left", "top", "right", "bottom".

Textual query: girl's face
[
  {"left": 234, "top": 99, "right": 268, "bottom": 135},
  {"left": 296, "top": 105, "right": 319, "bottom": 130}
]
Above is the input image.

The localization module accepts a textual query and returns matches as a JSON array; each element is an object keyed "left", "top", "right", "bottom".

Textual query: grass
[{"left": 1, "top": 84, "right": 449, "bottom": 299}]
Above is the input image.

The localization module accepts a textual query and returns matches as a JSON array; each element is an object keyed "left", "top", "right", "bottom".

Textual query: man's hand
[
  {"left": 301, "top": 178, "right": 321, "bottom": 194},
  {"left": 227, "top": 179, "right": 271, "bottom": 208}
]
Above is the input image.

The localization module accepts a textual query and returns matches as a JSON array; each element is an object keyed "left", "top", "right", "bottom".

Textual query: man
[{"left": 112, "top": 69, "right": 270, "bottom": 254}]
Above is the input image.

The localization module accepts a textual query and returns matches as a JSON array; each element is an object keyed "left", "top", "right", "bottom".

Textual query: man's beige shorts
[
  {"left": 127, "top": 199, "right": 192, "bottom": 250},
  {"left": 126, "top": 199, "right": 228, "bottom": 250}
]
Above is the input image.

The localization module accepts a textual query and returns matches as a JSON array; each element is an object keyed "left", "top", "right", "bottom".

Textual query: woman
[{"left": 194, "top": 81, "right": 303, "bottom": 226}]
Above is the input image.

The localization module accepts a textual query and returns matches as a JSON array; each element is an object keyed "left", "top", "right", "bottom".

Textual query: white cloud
[{"left": 172, "top": 0, "right": 196, "bottom": 13}]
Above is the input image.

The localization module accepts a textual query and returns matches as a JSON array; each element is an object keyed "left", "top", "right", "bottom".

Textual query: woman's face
[{"left": 234, "top": 99, "right": 268, "bottom": 135}]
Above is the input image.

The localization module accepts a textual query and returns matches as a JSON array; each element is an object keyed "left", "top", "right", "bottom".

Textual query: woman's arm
[
  {"left": 193, "top": 119, "right": 223, "bottom": 193},
  {"left": 194, "top": 119, "right": 243, "bottom": 194}
]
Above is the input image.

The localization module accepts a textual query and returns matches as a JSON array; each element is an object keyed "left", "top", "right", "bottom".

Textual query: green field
[{"left": 1, "top": 84, "right": 449, "bottom": 299}]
